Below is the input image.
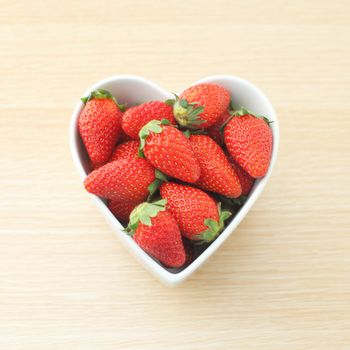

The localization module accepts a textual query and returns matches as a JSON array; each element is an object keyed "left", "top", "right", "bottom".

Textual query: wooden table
[{"left": 1, "top": 1, "right": 350, "bottom": 349}]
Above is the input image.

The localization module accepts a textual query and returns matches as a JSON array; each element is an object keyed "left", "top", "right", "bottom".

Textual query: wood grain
[{"left": 1, "top": 1, "right": 350, "bottom": 349}]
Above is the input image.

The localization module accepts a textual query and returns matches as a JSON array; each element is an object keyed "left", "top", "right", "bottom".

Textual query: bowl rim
[{"left": 69, "top": 74, "right": 279, "bottom": 286}]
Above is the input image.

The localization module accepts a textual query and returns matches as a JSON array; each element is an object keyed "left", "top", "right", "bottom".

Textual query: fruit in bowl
[
  {"left": 77, "top": 82, "right": 273, "bottom": 266},
  {"left": 70, "top": 75, "right": 279, "bottom": 285}
]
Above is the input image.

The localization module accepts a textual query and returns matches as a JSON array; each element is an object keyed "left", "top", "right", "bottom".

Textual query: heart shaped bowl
[{"left": 69, "top": 75, "right": 279, "bottom": 286}]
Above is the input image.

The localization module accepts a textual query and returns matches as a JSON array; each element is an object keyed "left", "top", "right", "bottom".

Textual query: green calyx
[
  {"left": 81, "top": 89, "right": 127, "bottom": 111},
  {"left": 228, "top": 107, "right": 273, "bottom": 126},
  {"left": 126, "top": 199, "right": 167, "bottom": 235},
  {"left": 262, "top": 116, "right": 274, "bottom": 125},
  {"left": 195, "top": 203, "right": 232, "bottom": 243},
  {"left": 181, "top": 129, "right": 207, "bottom": 138},
  {"left": 230, "top": 195, "right": 248, "bottom": 207},
  {"left": 182, "top": 130, "right": 191, "bottom": 138},
  {"left": 232, "top": 107, "right": 252, "bottom": 117},
  {"left": 147, "top": 170, "right": 168, "bottom": 201},
  {"left": 213, "top": 194, "right": 248, "bottom": 209},
  {"left": 164, "top": 98, "right": 175, "bottom": 106},
  {"left": 138, "top": 119, "right": 171, "bottom": 157},
  {"left": 173, "top": 94, "right": 206, "bottom": 129}
]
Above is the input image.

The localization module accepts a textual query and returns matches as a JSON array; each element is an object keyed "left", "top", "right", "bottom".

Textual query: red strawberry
[
  {"left": 228, "top": 157, "right": 255, "bottom": 196},
  {"left": 122, "top": 101, "right": 175, "bottom": 139},
  {"left": 160, "top": 183, "right": 231, "bottom": 242},
  {"left": 110, "top": 140, "right": 140, "bottom": 162},
  {"left": 84, "top": 157, "right": 155, "bottom": 202},
  {"left": 189, "top": 135, "right": 242, "bottom": 198},
  {"left": 108, "top": 199, "right": 139, "bottom": 224},
  {"left": 207, "top": 109, "right": 232, "bottom": 144},
  {"left": 127, "top": 200, "right": 186, "bottom": 268},
  {"left": 224, "top": 108, "right": 273, "bottom": 178},
  {"left": 139, "top": 120, "right": 201, "bottom": 183},
  {"left": 173, "top": 83, "right": 230, "bottom": 129},
  {"left": 79, "top": 89, "right": 123, "bottom": 166}
]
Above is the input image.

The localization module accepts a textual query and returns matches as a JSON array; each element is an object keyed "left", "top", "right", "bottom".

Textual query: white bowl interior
[{"left": 69, "top": 75, "right": 279, "bottom": 286}]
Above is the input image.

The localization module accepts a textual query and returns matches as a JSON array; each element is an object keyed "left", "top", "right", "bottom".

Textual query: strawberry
[
  {"left": 122, "top": 101, "right": 175, "bottom": 139},
  {"left": 160, "top": 183, "right": 231, "bottom": 242},
  {"left": 84, "top": 157, "right": 155, "bottom": 202},
  {"left": 189, "top": 135, "right": 242, "bottom": 198},
  {"left": 110, "top": 140, "right": 140, "bottom": 162},
  {"left": 207, "top": 109, "right": 232, "bottom": 144},
  {"left": 172, "top": 83, "right": 230, "bottom": 129},
  {"left": 127, "top": 199, "right": 186, "bottom": 268},
  {"left": 79, "top": 89, "right": 124, "bottom": 166},
  {"left": 139, "top": 120, "right": 201, "bottom": 183},
  {"left": 224, "top": 108, "right": 273, "bottom": 178},
  {"left": 108, "top": 199, "right": 139, "bottom": 224},
  {"left": 228, "top": 157, "right": 255, "bottom": 196}
]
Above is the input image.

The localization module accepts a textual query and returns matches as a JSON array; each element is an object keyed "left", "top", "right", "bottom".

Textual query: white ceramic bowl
[{"left": 69, "top": 75, "right": 279, "bottom": 286}]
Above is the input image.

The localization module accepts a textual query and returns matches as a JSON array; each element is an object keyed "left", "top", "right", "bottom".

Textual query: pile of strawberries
[{"left": 78, "top": 83, "right": 273, "bottom": 268}]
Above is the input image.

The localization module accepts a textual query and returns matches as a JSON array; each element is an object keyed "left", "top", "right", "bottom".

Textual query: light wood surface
[{"left": 1, "top": 1, "right": 350, "bottom": 349}]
